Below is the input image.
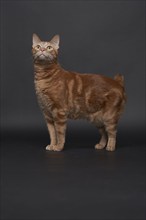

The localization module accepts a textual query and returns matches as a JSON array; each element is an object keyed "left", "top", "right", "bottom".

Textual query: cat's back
[{"left": 69, "top": 71, "right": 124, "bottom": 93}]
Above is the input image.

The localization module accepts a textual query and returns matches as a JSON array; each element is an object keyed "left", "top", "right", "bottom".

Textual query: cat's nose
[{"left": 40, "top": 48, "right": 45, "bottom": 52}]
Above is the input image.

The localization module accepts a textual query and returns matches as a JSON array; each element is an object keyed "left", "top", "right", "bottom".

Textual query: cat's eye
[
  {"left": 36, "top": 45, "right": 40, "bottom": 49},
  {"left": 47, "top": 46, "right": 52, "bottom": 50}
]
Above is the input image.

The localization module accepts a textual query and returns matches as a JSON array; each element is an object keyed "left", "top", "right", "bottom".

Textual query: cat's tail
[{"left": 114, "top": 74, "right": 124, "bottom": 87}]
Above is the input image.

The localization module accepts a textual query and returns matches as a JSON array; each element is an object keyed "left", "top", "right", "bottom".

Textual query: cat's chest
[{"left": 34, "top": 80, "right": 53, "bottom": 111}]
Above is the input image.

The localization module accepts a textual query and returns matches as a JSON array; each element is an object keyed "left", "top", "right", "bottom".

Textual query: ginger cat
[{"left": 32, "top": 34, "right": 126, "bottom": 151}]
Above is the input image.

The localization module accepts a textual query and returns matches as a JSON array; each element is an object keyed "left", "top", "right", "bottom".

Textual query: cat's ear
[
  {"left": 32, "top": 33, "right": 41, "bottom": 46},
  {"left": 50, "top": 35, "right": 60, "bottom": 50}
]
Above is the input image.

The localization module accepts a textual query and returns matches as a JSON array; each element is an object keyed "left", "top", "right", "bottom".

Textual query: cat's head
[{"left": 32, "top": 34, "right": 59, "bottom": 63}]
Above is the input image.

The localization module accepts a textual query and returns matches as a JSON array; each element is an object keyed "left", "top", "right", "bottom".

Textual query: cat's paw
[
  {"left": 95, "top": 144, "right": 105, "bottom": 150},
  {"left": 52, "top": 145, "right": 64, "bottom": 152},
  {"left": 106, "top": 146, "right": 116, "bottom": 151},
  {"left": 46, "top": 145, "right": 54, "bottom": 151}
]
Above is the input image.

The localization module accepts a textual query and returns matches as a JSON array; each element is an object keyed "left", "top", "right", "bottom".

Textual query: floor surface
[{"left": 1, "top": 128, "right": 146, "bottom": 220}]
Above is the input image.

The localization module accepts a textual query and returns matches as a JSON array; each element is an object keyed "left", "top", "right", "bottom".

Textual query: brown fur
[{"left": 32, "top": 34, "right": 126, "bottom": 151}]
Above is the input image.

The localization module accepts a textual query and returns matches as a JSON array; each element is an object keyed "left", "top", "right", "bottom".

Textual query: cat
[{"left": 32, "top": 34, "right": 126, "bottom": 152}]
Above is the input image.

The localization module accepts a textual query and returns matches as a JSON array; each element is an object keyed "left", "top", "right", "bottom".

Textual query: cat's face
[{"left": 32, "top": 34, "right": 59, "bottom": 63}]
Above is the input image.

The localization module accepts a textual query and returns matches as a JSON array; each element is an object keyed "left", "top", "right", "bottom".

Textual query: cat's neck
[{"left": 34, "top": 61, "right": 62, "bottom": 80}]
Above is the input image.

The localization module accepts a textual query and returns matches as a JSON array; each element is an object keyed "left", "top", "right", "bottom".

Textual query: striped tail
[{"left": 114, "top": 74, "right": 124, "bottom": 87}]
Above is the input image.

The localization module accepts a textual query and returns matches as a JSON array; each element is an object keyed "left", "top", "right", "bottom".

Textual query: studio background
[
  {"left": 0, "top": 1, "right": 145, "bottom": 220},
  {"left": 1, "top": 0, "right": 145, "bottom": 134}
]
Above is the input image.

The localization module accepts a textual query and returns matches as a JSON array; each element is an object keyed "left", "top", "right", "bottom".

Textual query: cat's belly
[
  {"left": 35, "top": 82, "right": 104, "bottom": 126},
  {"left": 67, "top": 98, "right": 88, "bottom": 119},
  {"left": 66, "top": 89, "right": 103, "bottom": 119},
  {"left": 67, "top": 109, "right": 86, "bottom": 120},
  {"left": 67, "top": 104, "right": 103, "bottom": 126}
]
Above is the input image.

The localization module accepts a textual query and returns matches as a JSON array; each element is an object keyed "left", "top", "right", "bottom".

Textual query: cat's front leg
[
  {"left": 45, "top": 120, "right": 57, "bottom": 151},
  {"left": 53, "top": 120, "right": 67, "bottom": 151}
]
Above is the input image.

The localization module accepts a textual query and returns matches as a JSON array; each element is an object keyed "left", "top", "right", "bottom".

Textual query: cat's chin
[
  {"left": 36, "top": 55, "right": 53, "bottom": 63},
  {"left": 38, "top": 54, "right": 47, "bottom": 60},
  {"left": 34, "top": 57, "right": 49, "bottom": 63}
]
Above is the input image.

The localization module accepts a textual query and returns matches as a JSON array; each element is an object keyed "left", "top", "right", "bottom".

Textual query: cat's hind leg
[
  {"left": 105, "top": 123, "right": 117, "bottom": 151},
  {"left": 95, "top": 127, "right": 107, "bottom": 150}
]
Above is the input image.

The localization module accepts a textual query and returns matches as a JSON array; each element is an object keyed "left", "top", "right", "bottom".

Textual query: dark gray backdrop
[{"left": 1, "top": 1, "right": 145, "bottom": 137}]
